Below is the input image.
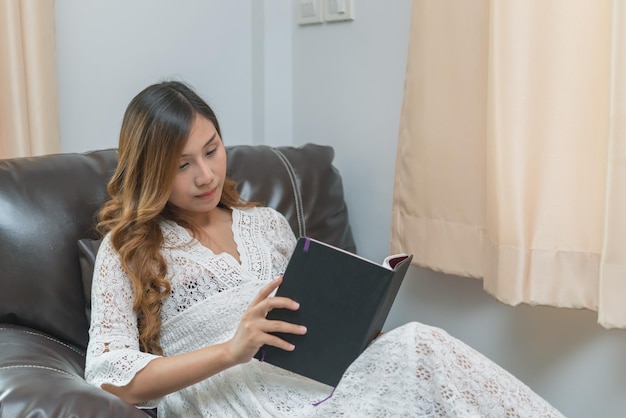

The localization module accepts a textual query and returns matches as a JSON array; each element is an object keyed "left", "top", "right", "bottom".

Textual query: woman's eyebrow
[
  {"left": 204, "top": 133, "right": 217, "bottom": 147},
  {"left": 180, "top": 133, "right": 217, "bottom": 157}
]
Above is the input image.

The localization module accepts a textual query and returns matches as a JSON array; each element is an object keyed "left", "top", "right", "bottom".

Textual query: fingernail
[{"left": 300, "top": 326, "right": 307, "bottom": 334}]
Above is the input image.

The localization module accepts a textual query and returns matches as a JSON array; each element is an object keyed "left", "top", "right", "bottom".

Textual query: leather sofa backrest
[
  {"left": 0, "top": 144, "right": 354, "bottom": 350},
  {"left": 0, "top": 150, "right": 116, "bottom": 349},
  {"left": 225, "top": 145, "right": 355, "bottom": 249}
]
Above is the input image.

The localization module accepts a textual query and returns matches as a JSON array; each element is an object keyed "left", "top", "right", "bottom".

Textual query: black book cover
[{"left": 254, "top": 237, "right": 413, "bottom": 387}]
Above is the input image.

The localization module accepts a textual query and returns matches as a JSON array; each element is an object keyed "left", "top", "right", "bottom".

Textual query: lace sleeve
[{"left": 85, "top": 234, "right": 162, "bottom": 407}]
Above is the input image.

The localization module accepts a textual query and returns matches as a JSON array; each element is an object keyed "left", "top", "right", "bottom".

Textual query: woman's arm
[{"left": 100, "top": 276, "right": 306, "bottom": 405}]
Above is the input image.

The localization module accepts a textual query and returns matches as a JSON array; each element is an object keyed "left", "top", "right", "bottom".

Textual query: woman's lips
[{"left": 196, "top": 188, "right": 216, "bottom": 199}]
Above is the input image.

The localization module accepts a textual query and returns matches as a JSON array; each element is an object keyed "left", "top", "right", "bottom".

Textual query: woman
[{"left": 85, "top": 81, "right": 564, "bottom": 417}]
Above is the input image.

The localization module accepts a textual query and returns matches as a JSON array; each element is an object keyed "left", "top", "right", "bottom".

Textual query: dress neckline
[{"left": 162, "top": 208, "right": 245, "bottom": 268}]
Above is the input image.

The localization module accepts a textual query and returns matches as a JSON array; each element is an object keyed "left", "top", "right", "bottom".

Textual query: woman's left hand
[{"left": 225, "top": 276, "right": 307, "bottom": 365}]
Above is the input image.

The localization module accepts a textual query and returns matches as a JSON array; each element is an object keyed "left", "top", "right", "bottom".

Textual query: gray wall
[{"left": 56, "top": 1, "right": 625, "bottom": 417}]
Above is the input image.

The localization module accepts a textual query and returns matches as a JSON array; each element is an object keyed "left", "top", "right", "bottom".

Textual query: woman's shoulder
[
  {"left": 97, "top": 232, "right": 113, "bottom": 252},
  {"left": 93, "top": 231, "right": 119, "bottom": 266},
  {"left": 236, "top": 205, "right": 285, "bottom": 219},
  {"left": 235, "top": 206, "right": 292, "bottom": 231}
]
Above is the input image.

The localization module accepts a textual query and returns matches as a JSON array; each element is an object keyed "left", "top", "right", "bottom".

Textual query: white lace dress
[{"left": 85, "top": 207, "right": 564, "bottom": 418}]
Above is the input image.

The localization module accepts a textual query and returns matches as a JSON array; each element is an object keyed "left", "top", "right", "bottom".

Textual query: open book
[{"left": 254, "top": 236, "right": 413, "bottom": 387}]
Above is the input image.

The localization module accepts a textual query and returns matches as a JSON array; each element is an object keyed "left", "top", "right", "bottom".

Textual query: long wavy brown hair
[{"left": 97, "top": 81, "right": 256, "bottom": 355}]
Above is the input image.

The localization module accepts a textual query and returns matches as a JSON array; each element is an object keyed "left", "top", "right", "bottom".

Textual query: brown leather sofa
[{"left": 0, "top": 144, "right": 355, "bottom": 417}]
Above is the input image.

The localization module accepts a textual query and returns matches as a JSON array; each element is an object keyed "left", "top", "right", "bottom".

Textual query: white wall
[
  {"left": 56, "top": 1, "right": 626, "bottom": 417},
  {"left": 56, "top": 0, "right": 292, "bottom": 151},
  {"left": 292, "top": 1, "right": 411, "bottom": 263}
]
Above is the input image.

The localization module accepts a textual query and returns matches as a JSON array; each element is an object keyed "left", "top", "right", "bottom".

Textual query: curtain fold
[
  {"left": 392, "top": 0, "right": 626, "bottom": 328},
  {"left": 0, "top": 0, "right": 60, "bottom": 158},
  {"left": 599, "top": 0, "right": 626, "bottom": 327}
]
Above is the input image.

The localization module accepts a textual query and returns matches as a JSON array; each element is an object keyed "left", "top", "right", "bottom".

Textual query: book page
[{"left": 382, "top": 254, "right": 410, "bottom": 270}]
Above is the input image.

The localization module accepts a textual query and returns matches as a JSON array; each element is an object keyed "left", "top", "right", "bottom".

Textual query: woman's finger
[
  {"left": 262, "top": 320, "right": 307, "bottom": 337},
  {"left": 249, "top": 276, "right": 283, "bottom": 307},
  {"left": 263, "top": 334, "right": 297, "bottom": 352},
  {"left": 257, "top": 295, "right": 300, "bottom": 313},
  {"left": 256, "top": 323, "right": 308, "bottom": 352}
]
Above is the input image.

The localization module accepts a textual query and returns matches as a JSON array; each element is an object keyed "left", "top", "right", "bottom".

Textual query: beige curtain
[
  {"left": 392, "top": 0, "right": 626, "bottom": 328},
  {"left": 0, "top": 0, "right": 59, "bottom": 158}
]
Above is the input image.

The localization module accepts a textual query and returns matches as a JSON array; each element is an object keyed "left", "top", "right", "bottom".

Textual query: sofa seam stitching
[
  {"left": 270, "top": 149, "right": 306, "bottom": 238},
  {"left": 0, "top": 364, "right": 80, "bottom": 379},
  {"left": 0, "top": 327, "right": 85, "bottom": 356}
]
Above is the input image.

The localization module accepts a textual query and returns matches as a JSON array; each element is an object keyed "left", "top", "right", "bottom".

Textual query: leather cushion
[
  {"left": 0, "top": 149, "right": 118, "bottom": 349},
  {"left": 0, "top": 324, "right": 150, "bottom": 417}
]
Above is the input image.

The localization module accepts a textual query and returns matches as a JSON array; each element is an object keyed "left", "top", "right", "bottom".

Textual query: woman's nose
[{"left": 195, "top": 161, "right": 214, "bottom": 186}]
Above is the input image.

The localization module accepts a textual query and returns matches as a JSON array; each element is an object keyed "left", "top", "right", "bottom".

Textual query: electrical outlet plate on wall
[
  {"left": 323, "top": 0, "right": 355, "bottom": 22},
  {"left": 297, "top": 0, "right": 323, "bottom": 25}
]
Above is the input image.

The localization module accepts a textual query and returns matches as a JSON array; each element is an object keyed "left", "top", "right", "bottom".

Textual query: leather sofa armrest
[{"left": 0, "top": 325, "right": 150, "bottom": 418}]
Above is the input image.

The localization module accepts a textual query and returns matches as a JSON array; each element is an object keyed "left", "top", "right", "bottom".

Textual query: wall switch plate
[
  {"left": 323, "top": 0, "right": 354, "bottom": 22},
  {"left": 297, "top": 0, "right": 323, "bottom": 25}
]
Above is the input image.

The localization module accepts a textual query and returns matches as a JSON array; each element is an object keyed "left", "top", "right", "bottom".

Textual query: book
[{"left": 254, "top": 236, "right": 413, "bottom": 387}]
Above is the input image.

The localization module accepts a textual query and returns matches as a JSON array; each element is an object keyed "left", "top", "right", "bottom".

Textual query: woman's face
[{"left": 168, "top": 115, "right": 227, "bottom": 219}]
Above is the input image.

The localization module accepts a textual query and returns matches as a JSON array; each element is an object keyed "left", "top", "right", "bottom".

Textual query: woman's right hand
[{"left": 225, "top": 276, "right": 307, "bottom": 365}]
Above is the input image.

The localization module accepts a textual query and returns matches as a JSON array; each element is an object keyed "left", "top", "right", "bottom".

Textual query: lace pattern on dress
[
  {"left": 85, "top": 207, "right": 564, "bottom": 417},
  {"left": 85, "top": 207, "right": 295, "bottom": 409},
  {"left": 159, "top": 208, "right": 295, "bottom": 323}
]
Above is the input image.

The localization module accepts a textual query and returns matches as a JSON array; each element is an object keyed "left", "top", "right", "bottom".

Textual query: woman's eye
[
  {"left": 179, "top": 162, "right": 189, "bottom": 170},
  {"left": 206, "top": 149, "right": 216, "bottom": 157}
]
